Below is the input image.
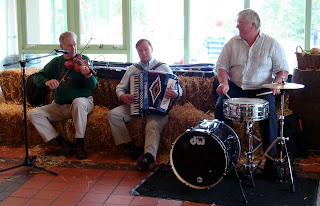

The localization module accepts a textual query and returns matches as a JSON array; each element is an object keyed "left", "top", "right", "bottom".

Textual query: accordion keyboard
[{"left": 130, "top": 74, "right": 140, "bottom": 116}]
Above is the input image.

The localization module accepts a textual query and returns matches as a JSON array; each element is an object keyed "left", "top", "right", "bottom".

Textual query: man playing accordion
[{"left": 107, "top": 39, "right": 183, "bottom": 170}]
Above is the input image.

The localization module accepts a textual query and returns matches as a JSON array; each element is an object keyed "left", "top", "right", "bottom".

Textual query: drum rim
[
  {"left": 219, "top": 121, "right": 241, "bottom": 163},
  {"left": 223, "top": 97, "right": 269, "bottom": 104},
  {"left": 223, "top": 115, "right": 269, "bottom": 121},
  {"left": 170, "top": 130, "right": 228, "bottom": 189}
]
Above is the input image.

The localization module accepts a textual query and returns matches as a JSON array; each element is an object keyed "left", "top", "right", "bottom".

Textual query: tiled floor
[{"left": 0, "top": 145, "right": 319, "bottom": 206}]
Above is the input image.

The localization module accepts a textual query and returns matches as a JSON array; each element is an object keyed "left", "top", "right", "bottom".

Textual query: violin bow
[
  {"left": 59, "top": 69, "right": 70, "bottom": 85},
  {"left": 79, "top": 38, "right": 93, "bottom": 55}
]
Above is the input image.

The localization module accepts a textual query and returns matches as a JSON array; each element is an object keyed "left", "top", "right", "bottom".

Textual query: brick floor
[{"left": 0, "top": 146, "right": 319, "bottom": 206}]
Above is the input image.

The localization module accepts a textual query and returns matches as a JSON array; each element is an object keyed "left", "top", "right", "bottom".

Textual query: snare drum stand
[
  {"left": 241, "top": 119, "right": 263, "bottom": 188},
  {"left": 261, "top": 90, "right": 295, "bottom": 192}
]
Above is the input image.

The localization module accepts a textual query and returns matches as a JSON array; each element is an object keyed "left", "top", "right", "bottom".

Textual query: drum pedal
[{"left": 275, "top": 166, "right": 284, "bottom": 184}]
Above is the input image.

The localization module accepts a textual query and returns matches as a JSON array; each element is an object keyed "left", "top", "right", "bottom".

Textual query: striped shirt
[{"left": 216, "top": 31, "right": 289, "bottom": 90}]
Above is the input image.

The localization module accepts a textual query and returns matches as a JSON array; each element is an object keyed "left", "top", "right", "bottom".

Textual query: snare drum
[
  {"left": 170, "top": 119, "right": 241, "bottom": 189},
  {"left": 223, "top": 98, "right": 269, "bottom": 121}
]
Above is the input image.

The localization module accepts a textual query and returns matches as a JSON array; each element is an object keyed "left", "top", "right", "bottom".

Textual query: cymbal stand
[
  {"left": 1, "top": 54, "right": 58, "bottom": 176},
  {"left": 261, "top": 90, "right": 295, "bottom": 192}
]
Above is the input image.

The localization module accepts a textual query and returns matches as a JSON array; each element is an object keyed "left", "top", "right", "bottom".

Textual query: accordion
[{"left": 130, "top": 70, "right": 179, "bottom": 116}]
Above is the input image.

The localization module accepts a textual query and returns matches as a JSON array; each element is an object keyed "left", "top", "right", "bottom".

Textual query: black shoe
[
  {"left": 75, "top": 144, "right": 87, "bottom": 160},
  {"left": 137, "top": 153, "right": 155, "bottom": 171},
  {"left": 59, "top": 140, "right": 75, "bottom": 156},
  {"left": 123, "top": 142, "right": 143, "bottom": 160}
]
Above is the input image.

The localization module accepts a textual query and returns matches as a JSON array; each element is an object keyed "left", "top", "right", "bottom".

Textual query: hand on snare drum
[
  {"left": 120, "top": 94, "right": 135, "bottom": 104},
  {"left": 216, "top": 83, "right": 229, "bottom": 95}
]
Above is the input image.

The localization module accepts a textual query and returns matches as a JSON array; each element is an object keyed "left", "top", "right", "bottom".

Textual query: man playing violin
[{"left": 28, "top": 31, "right": 97, "bottom": 160}]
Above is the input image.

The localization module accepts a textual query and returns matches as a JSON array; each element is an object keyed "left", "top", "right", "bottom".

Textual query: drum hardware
[
  {"left": 150, "top": 160, "right": 171, "bottom": 191},
  {"left": 237, "top": 120, "right": 263, "bottom": 188},
  {"left": 223, "top": 97, "right": 269, "bottom": 187},
  {"left": 232, "top": 162, "right": 248, "bottom": 204},
  {"left": 257, "top": 81, "right": 305, "bottom": 192}
]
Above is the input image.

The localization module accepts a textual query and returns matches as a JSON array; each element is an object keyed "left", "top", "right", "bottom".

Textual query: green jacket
[{"left": 33, "top": 55, "right": 97, "bottom": 105}]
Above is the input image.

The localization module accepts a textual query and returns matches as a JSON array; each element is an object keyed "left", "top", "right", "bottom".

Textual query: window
[
  {"left": 80, "top": 0, "right": 123, "bottom": 45},
  {"left": 131, "top": 0, "right": 184, "bottom": 64},
  {"left": 86, "top": 54, "right": 127, "bottom": 63},
  {"left": 251, "top": 0, "right": 305, "bottom": 74},
  {"left": 311, "top": 0, "right": 320, "bottom": 48},
  {"left": 26, "top": 0, "right": 67, "bottom": 44},
  {"left": 190, "top": 0, "right": 243, "bottom": 64},
  {"left": 14, "top": 0, "right": 317, "bottom": 72}
]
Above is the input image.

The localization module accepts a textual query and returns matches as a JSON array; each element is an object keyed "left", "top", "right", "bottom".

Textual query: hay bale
[
  {"left": 0, "top": 103, "right": 114, "bottom": 150},
  {"left": 0, "top": 102, "right": 25, "bottom": 145},
  {"left": 92, "top": 76, "right": 218, "bottom": 111},
  {"left": 159, "top": 103, "right": 213, "bottom": 154},
  {"left": 0, "top": 68, "right": 40, "bottom": 103},
  {"left": 92, "top": 78, "right": 121, "bottom": 109},
  {"left": 177, "top": 76, "right": 217, "bottom": 112},
  {"left": 83, "top": 106, "right": 113, "bottom": 150}
]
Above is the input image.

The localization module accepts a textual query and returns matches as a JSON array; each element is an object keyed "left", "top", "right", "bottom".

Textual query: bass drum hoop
[{"left": 170, "top": 130, "right": 228, "bottom": 189}]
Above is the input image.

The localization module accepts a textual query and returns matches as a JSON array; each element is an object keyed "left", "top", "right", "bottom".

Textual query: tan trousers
[
  {"left": 107, "top": 104, "right": 168, "bottom": 159},
  {"left": 28, "top": 96, "right": 94, "bottom": 142}
]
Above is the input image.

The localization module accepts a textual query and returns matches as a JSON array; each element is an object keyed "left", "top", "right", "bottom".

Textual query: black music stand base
[
  {"left": 1, "top": 57, "right": 58, "bottom": 176},
  {"left": 0, "top": 156, "right": 57, "bottom": 176}
]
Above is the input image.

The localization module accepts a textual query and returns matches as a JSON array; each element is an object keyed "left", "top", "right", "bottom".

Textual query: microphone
[{"left": 54, "top": 49, "right": 69, "bottom": 54}]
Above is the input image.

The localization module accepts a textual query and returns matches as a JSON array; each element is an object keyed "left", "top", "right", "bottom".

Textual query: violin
[{"left": 64, "top": 54, "right": 96, "bottom": 76}]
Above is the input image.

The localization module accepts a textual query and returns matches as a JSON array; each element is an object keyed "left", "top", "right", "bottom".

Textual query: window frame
[
  {"left": 16, "top": 0, "right": 314, "bottom": 64},
  {"left": 17, "top": 0, "right": 132, "bottom": 60}
]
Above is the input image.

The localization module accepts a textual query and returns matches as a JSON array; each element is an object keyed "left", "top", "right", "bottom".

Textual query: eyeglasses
[{"left": 236, "top": 21, "right": 250, "bottom": 26}]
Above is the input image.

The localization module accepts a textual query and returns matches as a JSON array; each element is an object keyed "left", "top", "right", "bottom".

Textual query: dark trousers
[{"left": 214, "top": 81, "right": 278, "bottom": 157}]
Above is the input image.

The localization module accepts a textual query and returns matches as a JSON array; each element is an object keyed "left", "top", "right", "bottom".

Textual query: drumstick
[
  {"left": 256, "top": 91, "right": 273, "bottom": 96},
  {"left": 225, "top": 93, "right": 231, "bottom": 99}
]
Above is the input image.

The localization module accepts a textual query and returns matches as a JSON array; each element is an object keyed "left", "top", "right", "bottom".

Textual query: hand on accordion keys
[
  {"left": 120, "top": 94, "right": 135, "bottom": 105},
  {"left": 164, "top": 86, "right": 178, "bottom": 99}
]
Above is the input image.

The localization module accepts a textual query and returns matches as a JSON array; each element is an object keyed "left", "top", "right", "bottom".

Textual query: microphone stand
[{"left": 0, "top": 53, "right": 59, "bottom": 175}]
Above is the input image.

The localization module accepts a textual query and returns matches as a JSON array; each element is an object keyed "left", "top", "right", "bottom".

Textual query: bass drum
[{"left": 170, "top": 119, "right": 240, "bottom": 189}]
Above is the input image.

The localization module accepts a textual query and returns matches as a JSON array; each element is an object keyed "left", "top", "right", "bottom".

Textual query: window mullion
[
  {"left": 123, "top": 0, "right": 131, "bottom": 62},
  {"left": 184, "top": 0, "right": 190, "bottom": 64},
  {"left": 305, "top": 0, "right": 312, "bottom": 50}
]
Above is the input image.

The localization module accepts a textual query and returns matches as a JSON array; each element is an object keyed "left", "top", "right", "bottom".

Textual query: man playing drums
[{"left": 214, "top": 9, "right": 289, "bottom": 178}]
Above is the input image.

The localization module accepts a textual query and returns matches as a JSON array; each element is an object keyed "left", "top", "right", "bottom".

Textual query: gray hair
[
  {"left": 237, "top": 9, "right": 261, "bottom": 29},
  {"left": 59, "top": 31, "right": 77, "bottom": 45}
]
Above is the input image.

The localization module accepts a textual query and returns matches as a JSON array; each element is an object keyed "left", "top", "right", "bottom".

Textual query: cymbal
[{"left": 262, "top": 82, "right": 305, "bottom": 90}]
